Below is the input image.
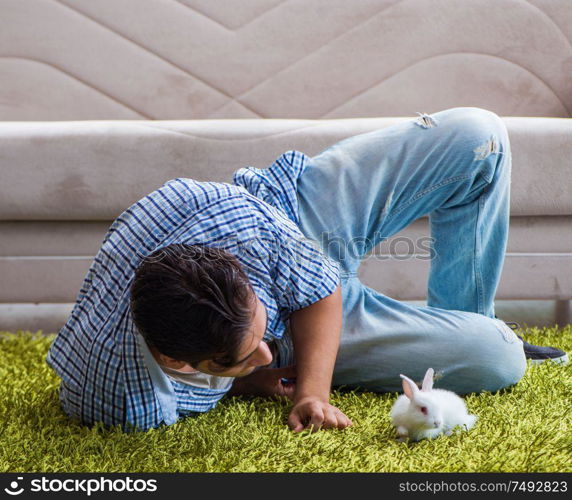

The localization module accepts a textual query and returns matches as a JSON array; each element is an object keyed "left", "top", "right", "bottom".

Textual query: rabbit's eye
[{"left": 419, "top": 406, "right": 428, "bottom": 415}]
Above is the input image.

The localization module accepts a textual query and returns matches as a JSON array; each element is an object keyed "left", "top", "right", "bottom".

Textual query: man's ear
[
  {"left": 195, "top": 359, "right": 228, "bottom": 374},
  {"left": 152, "top": 348, "right": 187, "bottom": 369},
  {"left": 164, "top": 357, "right": 188, "bottom": 369},
  {"left": 203, "top": 360, "right": 222, "bottom": 372}
]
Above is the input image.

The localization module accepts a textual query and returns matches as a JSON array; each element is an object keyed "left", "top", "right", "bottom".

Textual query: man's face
[{"left": 194, "top": 293, "right": 273, "bottom": 378}]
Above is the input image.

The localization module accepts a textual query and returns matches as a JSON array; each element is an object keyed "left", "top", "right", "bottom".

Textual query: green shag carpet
[{"left": 1, "top": 326, "right": 571, "bottom": 473}]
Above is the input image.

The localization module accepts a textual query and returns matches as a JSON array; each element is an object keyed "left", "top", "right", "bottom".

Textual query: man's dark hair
[{"left": 130, "top": 243, "right": 255, "bottom": 368}]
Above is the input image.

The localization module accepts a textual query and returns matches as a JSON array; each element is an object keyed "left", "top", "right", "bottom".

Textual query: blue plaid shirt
[{"left": 46, "top": 151, "right": 340, "bottom": 431}]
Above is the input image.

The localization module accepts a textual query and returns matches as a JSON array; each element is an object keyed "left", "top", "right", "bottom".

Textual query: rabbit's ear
[
  {"left": 421, "top": 368, "right": 434, "bottom": 392},
  {"left": 400, "top": 374, "right": 418, "bottom": 399}
]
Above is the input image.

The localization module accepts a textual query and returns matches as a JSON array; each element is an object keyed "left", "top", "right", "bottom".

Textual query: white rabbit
[{"left": 390, "top": 367, "right": 478, "bottom": 442}]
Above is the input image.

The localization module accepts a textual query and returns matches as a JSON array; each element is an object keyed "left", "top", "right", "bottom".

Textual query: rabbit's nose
[{"left": 433, "top": 420, "right": 442, "bottom": 428}]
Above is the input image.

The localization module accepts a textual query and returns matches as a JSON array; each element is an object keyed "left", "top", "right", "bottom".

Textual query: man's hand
[
  {"left": 228, "top": 365, "right": 297, "bottom": 400},
  {"left": 288, "top": 396, "right": 353, "bottom": 432}
]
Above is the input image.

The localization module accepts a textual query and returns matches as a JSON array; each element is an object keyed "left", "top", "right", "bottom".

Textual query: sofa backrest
[{"left": 1, "top": 0, "right": 570, "bottom": 121}]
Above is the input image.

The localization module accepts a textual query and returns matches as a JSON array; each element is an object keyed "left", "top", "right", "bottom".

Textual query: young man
[{"left": 46, "top": 107, "right": 568, "bottom": 432}]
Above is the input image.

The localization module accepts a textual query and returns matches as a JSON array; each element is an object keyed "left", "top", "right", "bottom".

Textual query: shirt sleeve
[
  {"left": 259, "top": 211, "right": 341, "bottom": 314},
  {"left": 232, "top": 150, "right": 309, "bottom": 226}
]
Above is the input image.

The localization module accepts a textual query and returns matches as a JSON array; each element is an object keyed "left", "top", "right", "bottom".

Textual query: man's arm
[{"left": 287, "top": 284, "right": 352, "bottom": 431}]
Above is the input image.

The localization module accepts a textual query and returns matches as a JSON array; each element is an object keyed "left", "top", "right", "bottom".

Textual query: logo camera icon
[{"left": 4, "top": 477, "right": 24, "bottom": 496}]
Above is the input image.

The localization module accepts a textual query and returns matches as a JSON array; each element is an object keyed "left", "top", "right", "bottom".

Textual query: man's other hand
[{"left": 228, "top": 365, "right": 297, "bottom": 400}]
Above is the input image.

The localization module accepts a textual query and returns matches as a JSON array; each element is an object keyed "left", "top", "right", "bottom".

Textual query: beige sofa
[{"left": 1, "top": 0, "right": 571, "bottom": 332}]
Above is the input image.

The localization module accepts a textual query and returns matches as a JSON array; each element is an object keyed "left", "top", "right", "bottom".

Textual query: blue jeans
[{"left": 295, "top": 107, "right": 526, "bottom": 394}]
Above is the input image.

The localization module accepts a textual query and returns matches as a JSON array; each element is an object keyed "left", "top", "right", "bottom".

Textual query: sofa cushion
[{"left": 0, "top": 117, "right": 571, "bottom": 219}]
